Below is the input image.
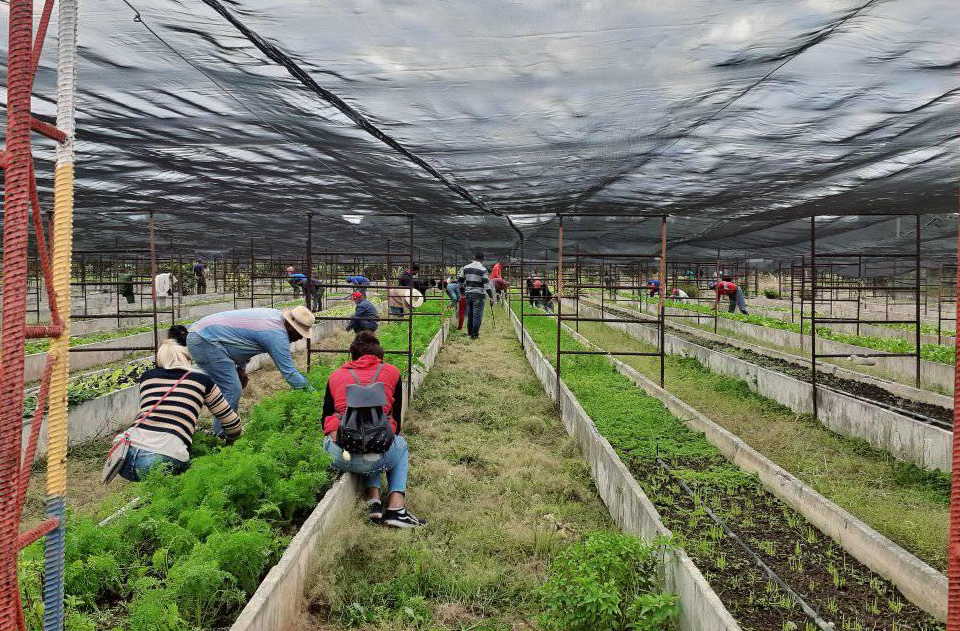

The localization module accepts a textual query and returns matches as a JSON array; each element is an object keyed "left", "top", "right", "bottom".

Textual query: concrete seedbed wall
[
  {"left": 739, "top": 304, "right": 954, "bottom": 347},
  {"left": 557, "top": 319, "right": 948, "bottom": 622},
  {"left": 570, "top": 301, "right": 952, "bottom": 473},
  {"left": 509, "top": 308, "right": 740, "bottom": 631},
  {"left": 230, "top": 317, "right": 451, "bottom": 631},
  {"left": 626, "top": 300, "right": 955, "bottom": 393}
]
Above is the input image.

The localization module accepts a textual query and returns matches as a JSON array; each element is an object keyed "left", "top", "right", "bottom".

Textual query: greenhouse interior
[{"left": 1, "top": 0, "right": 959, "bottom": 630}]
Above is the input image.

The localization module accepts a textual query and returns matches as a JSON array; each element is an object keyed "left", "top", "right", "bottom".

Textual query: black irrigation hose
[{"left": 654, "top": 455, "right": 835, "bottom": 631}]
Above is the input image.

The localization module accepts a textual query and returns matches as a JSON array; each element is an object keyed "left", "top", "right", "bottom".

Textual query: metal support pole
[
  {"left": 249, "top": 237, "right": 255, "bottom": 309},
  {"left": 915, "top": 214, "right": 922, "bottom": 389},
  {"left": 714, "top": 248, "right": 720, "bottom": 333},
  {"left": 810, "top": 217, "right": 818, "bottom": 420},
  {"left": 306, "top": 212, "right": 313, "bottom": 369},
  {"left": 149, "top": 211, "right": 159, "bottom": 355},
  {"left": 519, "top": 234, "right": 525, "bottom": 349},
  {"left": 658, "top": 216, "right": 667, "bottom": 388},
  {"left": 406, "top": 217, "right": 414, "bottom": 428},
  {"left": 555, "top": 216, "right": 564, "bottom": 403}
]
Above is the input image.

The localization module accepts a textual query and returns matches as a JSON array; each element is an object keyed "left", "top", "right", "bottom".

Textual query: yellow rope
[
  {"left": 45, "top": 0, "right": 77, "bottom": 499},
  {"left": 45, "top": 163, "right": 73, "bottom": 497}
]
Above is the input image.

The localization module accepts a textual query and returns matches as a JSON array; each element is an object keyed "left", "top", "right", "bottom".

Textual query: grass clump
[{"left": 539, "top": 532, "right": 678, "bottom": 631}]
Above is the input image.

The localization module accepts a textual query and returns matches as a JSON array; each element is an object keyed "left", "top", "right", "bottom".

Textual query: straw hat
[
  {"left": 409, "top": 288, "right": 424, "bottom": 308},
  {"left": 282, "top": 305, "right": 315, "bottom": 338}
]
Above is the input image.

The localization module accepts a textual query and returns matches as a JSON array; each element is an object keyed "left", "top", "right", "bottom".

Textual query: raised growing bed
[
  {"left": 574, "top": 299, "right": 951, "bottom": 473},
  {"left": 509, "top": 306, "right": 739, "bottom": 631},
  {"left": 18, "top": 312, "right": 449, "bottom": 631},
  {"left": 510, "top": 302, "right": 944, "bottom": 631},
  {"left": 553, "top": 309, "right": 947, "bottom": 621},
  {"left": 626, "top": 298, "right": 955, "bottom": 394}
]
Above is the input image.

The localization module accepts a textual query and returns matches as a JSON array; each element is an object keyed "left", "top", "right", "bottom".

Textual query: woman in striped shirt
[{"left": 117, "top": 339, "right": 242, "bottom": 482}]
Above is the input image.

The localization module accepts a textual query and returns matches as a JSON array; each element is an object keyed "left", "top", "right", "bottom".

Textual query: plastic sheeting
[{"left": 2, "top": 0, "right": 958, "bottom": 259}]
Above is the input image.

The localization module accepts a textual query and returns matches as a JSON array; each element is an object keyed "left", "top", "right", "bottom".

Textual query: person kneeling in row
[
  {"left": 321, "top": 331, "right": 426, "bottom": 528},
  {"left": 115, "top": 339, "right": 242, "bottom": 482}
]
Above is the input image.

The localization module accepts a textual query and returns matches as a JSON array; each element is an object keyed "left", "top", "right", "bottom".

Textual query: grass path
[
  {"left": 304, "top": 309, "right": 612, "bottom": 630},
  {"left": 564, "top": 317, "right": 949, "bottom": 570}
]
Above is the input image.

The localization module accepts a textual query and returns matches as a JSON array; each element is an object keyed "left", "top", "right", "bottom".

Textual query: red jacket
[
  {"left": 322, "top": 355, "right": 403, "bottom": 435},
  {"left": 715, "top": 281, "right": 738, "bottom": 296}
]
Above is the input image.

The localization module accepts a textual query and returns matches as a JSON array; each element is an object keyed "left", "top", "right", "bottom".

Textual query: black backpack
[{"left": 335, "top": 364, "right": 396, "bottom": 455}]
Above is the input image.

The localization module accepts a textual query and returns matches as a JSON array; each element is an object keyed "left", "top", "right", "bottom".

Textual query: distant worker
[
  {"left": 604, "top": 272, "right": 617, "bottom": 299},
  {"left": 389, "top": 271, "right": 414, "bottom": 317},
  {"left": 711, "top": 277, "right": 749, "bottom": 314},
  {"left": 153, "top": 270, "right": 178, "bottom": 308},
  {"left": 346, "top": 291, "right": 379, "bottom": 333},
  {"left": 118, "top": 270, "right": 136, "bottom": 305},
  {"left": 193, "top": 258, "right": 207, "bottom": 294},
  {"left": 539, "top": 282, "right": 554, "bottom": 313},
  {"left": 110, "top": 339, "right": 241, "bottom": 482},
  {"left": 301, "top": 276, "right": 324, "bottom": 312},
  {"left": 346, "top": 274, "right": 371, "bottom": 296},
  {"left": 457, "top": 252, "right": 495, "bottom": 340},
  {"left": 286, "top": 266, "right": 307, "bottom": 296},
  {"left": 670, "top": 287, "right": 689, "bottom": 300},
  {"left": 322, "top": 331, "right": 426, "bottom": 528},
  {"left": 186, "top": 306, "right": 315, "bottom": 433},
  {"left": 493, "top": 277, "right": 509, "bottom": 303},
  {"left": 645, "top": 279, "right": 661, "bottom": 298},
  {"left": 529, "top": 274, "right": 543, "bottom": 307},
  {"left": 399, "top": 264, "right": 426, "bottom": 295},
  {"left": 445, "top": 275, "right": 461, "bottom": 307}
]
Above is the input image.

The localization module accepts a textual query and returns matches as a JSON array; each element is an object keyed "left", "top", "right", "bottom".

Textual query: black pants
[{"left": 195, "top": 275, "right": 207, "bottom": 294}]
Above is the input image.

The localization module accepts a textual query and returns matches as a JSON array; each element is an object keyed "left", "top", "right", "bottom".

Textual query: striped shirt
[
  {"left": 457, "top": 261, "right": 493, "bottom": 296},
  {"left": 126, "top": 368, "right": 241, "bottom": 462}
]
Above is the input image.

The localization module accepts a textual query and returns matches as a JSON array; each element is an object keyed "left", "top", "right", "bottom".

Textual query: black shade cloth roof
[{"left": 2, "top": 0, "right": 958, "bottom": 261}]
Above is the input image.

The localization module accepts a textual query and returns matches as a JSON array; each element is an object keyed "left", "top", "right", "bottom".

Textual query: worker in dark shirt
[{"left": 346, "top": 291, "right": 379, "bottom": 333}]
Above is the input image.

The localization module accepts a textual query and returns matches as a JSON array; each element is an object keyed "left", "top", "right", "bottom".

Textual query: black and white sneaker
[
  {"left": 367, "top": 499, "right": 383, "bottom": 522},
  {"left": 382, "top": 507, "right": 427, "bottom": 528}
]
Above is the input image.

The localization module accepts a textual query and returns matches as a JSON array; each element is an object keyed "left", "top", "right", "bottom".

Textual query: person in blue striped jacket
[{"left": 456, "top": 252, "right": 496, "bottom": 340}]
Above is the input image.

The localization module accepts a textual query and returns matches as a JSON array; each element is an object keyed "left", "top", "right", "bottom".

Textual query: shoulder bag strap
[{"left": 133, "top": 371, "right": 191, "bottom": 429}]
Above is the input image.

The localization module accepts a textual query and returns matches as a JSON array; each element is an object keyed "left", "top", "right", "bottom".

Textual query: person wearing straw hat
[
  {"left": 186, "top": 306, "right": 315, "bottom": 432},
  {"left": 112, "top": 338, "right": 242, "bottom": 481},
  {"left": 388, "top": 273, "right": 424, "bottom": 317}
]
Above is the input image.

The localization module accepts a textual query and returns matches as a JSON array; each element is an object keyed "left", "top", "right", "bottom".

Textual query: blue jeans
[
  {"left": 119, "top": 446, "right": 188, "bottom": 482},
  {"left": 324, "top": 435, "right": 409, "bottom": 494},
  {"left": 728, "top": 288, "right": 749, "bottom": 315},
  {"left": 389, "top": 306, "right": 405, "bottom": 317},
  {"left": 446, "top": 285, "right": 460, "bottom": 305},
  {"left": 186, "top": 332, "right": 241, "bottom": 435},
  {"left": 466, "top": 293, "right": 486, "bottom": 338}
]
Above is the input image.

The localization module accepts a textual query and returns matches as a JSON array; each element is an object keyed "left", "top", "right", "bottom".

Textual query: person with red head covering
[
  {"left": 710, "top": 276, "right": 749, "bottom": 314},
  {"left": 346, "top": 291, "right": 379, "bottom": 333}
]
